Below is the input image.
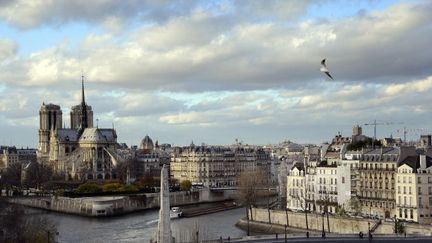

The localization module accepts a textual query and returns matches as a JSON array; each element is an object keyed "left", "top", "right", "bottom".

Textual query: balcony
[{"left": 396, "top": 204, "right": 417, "bottom": 209}]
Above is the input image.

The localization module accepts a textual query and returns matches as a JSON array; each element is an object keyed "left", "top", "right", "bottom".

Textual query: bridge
[{"left": 209, "top": 187, "right": 277, "bottom": 192}]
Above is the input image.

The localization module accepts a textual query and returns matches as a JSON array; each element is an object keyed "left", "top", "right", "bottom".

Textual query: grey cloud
[
  {"left": 0, "top": 0, "right": 200, "bottom": 29},
  {"left": 0, "top": 39, "right": 17, "bottom": 61},
  {"left": 3, "top": 2, "right": 432, "bottom": 92}
]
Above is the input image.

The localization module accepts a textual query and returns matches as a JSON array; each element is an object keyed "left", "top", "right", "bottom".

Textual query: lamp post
[
  {"left": 321, "top": 212, "right": 325, "bottom": 238},
  {"left": 368, "top": 221, "right": 372, "bottom": 242}
]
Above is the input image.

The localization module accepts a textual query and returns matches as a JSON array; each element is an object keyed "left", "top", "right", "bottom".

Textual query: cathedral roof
[
  {"left": 79, "top": 128, "right": 117, "bottom": 143},
  {"left": 55, "top": 129, "right": 80, "bottom": 142}
]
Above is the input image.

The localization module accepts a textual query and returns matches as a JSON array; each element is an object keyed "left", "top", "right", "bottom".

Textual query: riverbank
[
  {"left": 181, "top": 201, "right": 239, "bottom": 217},
  {"left": 6, "top": 188, "right": 237, "bottom": 217},
  {"left": 243, "top": 207, "right": 432, "bottom": 236},
  {"left": 236, "top": 217, "right": 319, "bottom": 235}
]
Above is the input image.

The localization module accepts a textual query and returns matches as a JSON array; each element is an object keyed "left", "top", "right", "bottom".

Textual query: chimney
[{"left": 420, "top": 155, "right": 427, "bottom": 170}]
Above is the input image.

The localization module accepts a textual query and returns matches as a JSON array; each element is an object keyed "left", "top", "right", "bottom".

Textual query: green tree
[
  {"left": 102, "top": 182, "right": 123, "bottom": 192},
  {"left": 75, "top": 183, "right": 102, "bottom": 194},
  {"left": 121, "top": 184, "right": 139, "bottom": 192},
  {"left": 180, "top": 180, "right": 192, "bottom": 191}
]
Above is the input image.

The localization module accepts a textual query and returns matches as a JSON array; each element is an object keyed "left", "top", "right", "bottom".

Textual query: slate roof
[
  {"left": 399, "top": 155, "right": 432, "bottom": 170},
  {"left": 79, "top": 128, "right": 117, "bottom": 143}
]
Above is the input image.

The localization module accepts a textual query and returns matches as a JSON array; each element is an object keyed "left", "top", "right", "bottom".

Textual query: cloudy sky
[{"left": 1, "top": 0, "right": 432, "bottom": 147}]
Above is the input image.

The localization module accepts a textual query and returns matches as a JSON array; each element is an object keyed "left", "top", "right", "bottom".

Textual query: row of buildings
[
  {"left": 0, "top": 77, "right": 274, "bottom": 187},
  {"left": 286, "top": 126, "right": 432, "bottom": 224},
  {"left": 0, "top": 146, "right": 37, "bottom": 170}
]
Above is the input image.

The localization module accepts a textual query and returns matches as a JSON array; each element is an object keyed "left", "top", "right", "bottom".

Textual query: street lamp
[
  {"left": 321, "top": 212, "right": 325, "bottom": 238},
  {"left": 368, "top": 221, "right": 372, "bottom": 242}
]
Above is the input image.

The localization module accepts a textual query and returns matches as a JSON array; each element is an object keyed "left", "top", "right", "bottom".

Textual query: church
[{"left": 37, "top": 77, "right": 124, "bottom": 181}]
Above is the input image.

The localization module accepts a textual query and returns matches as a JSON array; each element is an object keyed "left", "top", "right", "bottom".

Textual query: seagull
[{"left": 320, "top": 58, "right": 334, "bottom": 80}]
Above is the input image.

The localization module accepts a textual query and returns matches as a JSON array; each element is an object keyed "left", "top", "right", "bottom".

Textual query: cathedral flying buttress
[{"left": 37, "top": 76, "right": 126, "bottom": 181}]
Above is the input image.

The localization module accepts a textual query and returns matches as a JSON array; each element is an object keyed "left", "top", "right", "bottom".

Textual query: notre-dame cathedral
[{"left": 37, "top": 77, "right": 124, "bottom": 181}]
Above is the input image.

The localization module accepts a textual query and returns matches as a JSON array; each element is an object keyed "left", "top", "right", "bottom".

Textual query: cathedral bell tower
[{"left": 37, "top": 103, "right": 63, "bottom": 162}]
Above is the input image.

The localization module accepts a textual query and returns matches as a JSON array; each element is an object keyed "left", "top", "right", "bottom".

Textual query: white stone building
[
  {"left": 396, "top": 154, "right": 432, "bottom": 223},
  {"left": 170, "top": 144, "right": 271, "bottom": 187},
  {"left": 286, "top": 163, "right": 306, "bottom": 211}
]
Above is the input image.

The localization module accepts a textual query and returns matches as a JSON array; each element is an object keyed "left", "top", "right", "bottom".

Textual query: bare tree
[
  {"left": 22, "top": 162, "right": 53, "bottom": 189},
  {"left": 290, "top": 194, "right": 309, "bottom": 230},
  {"left": 0, "top": 199, "right": 57, "bottom": 242},
  {"left": 1, "top": 163, "right": 22, "bottom": 196},
  {"left": 237, "top": 169, "right": 268, "bottom": 236},
  {"left": 319, "top": 191, "right": 333, "bottom": 233},
  {"left": 348, "top": 196, "right": 361, "bottom": 216}
]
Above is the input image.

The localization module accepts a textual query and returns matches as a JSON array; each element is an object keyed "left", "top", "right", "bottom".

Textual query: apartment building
[
  {"left": 358, "top": 147, "right": 416, "bottom": 218},
  {"left": 396, "top": 154, "right": 432, "bottom": 223},
  {"left": 286, "top": 163, "right": 306, "bottom": 211},
  {"left": 170, "top": 144, "right": 271, "bottom": 187}
]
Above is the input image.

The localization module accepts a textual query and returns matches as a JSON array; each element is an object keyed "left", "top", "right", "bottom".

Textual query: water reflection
[{"left": 29, "top": 207, "right": 246, "bottom": 243}]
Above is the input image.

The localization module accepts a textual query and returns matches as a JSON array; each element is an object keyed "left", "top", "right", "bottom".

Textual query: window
[
  {"left": 419, "top": 187, "right": 422, "bottom": 195},
  {"left": 342, "top": 177, "right": 345, "bottom": 184},
  {"left": 409, "top": 187, "right": 412, "bottom": 195},
  {"left": 418, "top": 177, "right": 422, "bottom": 184},
  {"left": 429, "top": 197, "right": 432, "bottom": 206}
]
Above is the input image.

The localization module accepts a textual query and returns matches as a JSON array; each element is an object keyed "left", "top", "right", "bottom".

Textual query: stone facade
[
  {"left": 396, "top": 154, "right": 432, "bottom": 224},
  {"left": 286, "top": 163, "right": 305, "bottom": 211},
  {"left": 0, "top": 146, "right": 37, "bottom": 169},
  {"left": 36, "top": 77, "right": 123, "bottom": 180},
  {"left": 171, "top": 144, "right": 271, "bottom": 187}
]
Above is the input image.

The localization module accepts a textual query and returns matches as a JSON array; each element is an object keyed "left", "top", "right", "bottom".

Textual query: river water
[{"left": 29, "top": 208, "right": 247, "bottom": 243}]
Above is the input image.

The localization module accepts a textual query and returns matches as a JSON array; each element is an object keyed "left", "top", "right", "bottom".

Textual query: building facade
[
  {"left": 170, "top": 144, "right": 271, "bottom": 187},
  {"left": 36, "top": 77, "right": 124, "bottom": 181},
  {"left": 286, "top": 163, "right": 306, "bottom": 211}
]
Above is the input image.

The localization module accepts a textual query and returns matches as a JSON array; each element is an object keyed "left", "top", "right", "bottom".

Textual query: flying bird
[{"left": 320, "top": 58, "right": 334, "bottom": 80}]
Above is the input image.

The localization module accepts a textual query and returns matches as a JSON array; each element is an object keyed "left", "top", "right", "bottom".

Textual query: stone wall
[
  {"left": 250, "top": 208, "right": 373, "bottom": 234},
  {"left": 8, "top": 189, "right": 236, "bottom": 217},
  {"left": 250, "top": 208, "right": 432, "bottom": 235}
]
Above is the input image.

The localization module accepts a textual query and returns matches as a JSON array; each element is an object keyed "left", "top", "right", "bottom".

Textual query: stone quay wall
[
  {"left": 8, "top": 189, "right": 236, "bottom": 217},
  {"left": 249, "top": 208, "right": 432, "bottom": 235}
]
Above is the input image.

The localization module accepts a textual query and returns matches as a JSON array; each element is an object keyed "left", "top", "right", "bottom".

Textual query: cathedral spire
[
  {"left": 80, "top": 75, "right": 88, "bottom": 131},
  {"left": 81, "top": 73, "right": 86, "bottom": 105}
]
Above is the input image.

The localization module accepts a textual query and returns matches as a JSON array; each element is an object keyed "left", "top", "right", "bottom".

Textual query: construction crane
[
  {"left": 395, "top": 127, "right": 431, "bottom": 142},
  {"left": 364, "top": 120, "right": 403, "bottom": 141}
]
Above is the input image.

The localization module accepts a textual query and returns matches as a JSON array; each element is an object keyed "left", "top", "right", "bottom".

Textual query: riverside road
[{"left": 232, "top": 236, "right": 432, "bottom": 243}]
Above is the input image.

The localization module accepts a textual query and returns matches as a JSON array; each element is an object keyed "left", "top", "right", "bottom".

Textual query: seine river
[{"left": 30, "top": 207, "right": 247, "bottom": 243}]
